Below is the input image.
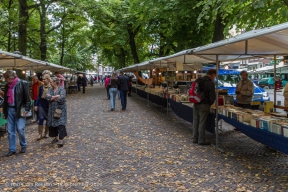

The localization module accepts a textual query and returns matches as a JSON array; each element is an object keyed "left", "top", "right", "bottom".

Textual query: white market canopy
[
  {"left": 193, "top": 22, "right": 288, "bottom": 60},
  {"left": 0, "top": 50, "right": 74, "bottom": 73},
  {"left": 121, "top": 50, "right": 214, "bottom": 72},
  {"left": 120, "top": 22, "right": 288, "bottom": 72}
]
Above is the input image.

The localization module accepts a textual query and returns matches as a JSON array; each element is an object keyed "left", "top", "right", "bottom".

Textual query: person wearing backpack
[{"left": 192, "top": 69, "right": 216, "bottom": 145}]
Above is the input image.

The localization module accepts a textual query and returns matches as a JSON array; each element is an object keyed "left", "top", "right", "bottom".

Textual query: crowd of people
[
  {"left": 1, "top": 66, "right": 275, "bottom": 158},
  {"left": 1, "top": 70, "right": 68, "bottom": 157},
  {"left": 103, "top": 71, "right": 132, "bottom": 111}
]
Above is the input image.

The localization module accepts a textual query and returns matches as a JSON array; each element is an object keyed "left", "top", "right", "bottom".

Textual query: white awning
[
  {"left": 193, "top": 22, "right": 288, "bottom": 61},
  {"left": 0, "top": 50, "right": 75, "bottom": 73}
]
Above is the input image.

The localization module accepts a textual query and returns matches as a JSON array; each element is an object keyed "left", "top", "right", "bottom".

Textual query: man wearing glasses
[{"left": 0, "top": 70, "right": 31, "bottom": 157}]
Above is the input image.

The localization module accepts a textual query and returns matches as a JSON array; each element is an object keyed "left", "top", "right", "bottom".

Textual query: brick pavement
[{"left": 0, "top": 85, "right": 288, "bottom": 191}]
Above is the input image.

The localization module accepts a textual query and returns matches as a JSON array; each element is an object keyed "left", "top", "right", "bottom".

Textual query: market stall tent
[
  {"left": 193, "top": 22, "right": 288, "bottom": 58},
  {"left": 0, "top": 50, "right": 74, "bottom": 73},
  {"left": 192, "top": 22, "right": 288, "bottom": 151}
]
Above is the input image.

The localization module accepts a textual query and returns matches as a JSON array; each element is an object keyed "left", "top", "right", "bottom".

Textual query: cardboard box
[
  {"left": 282, "top": 126, "right": 288, "bottom": 138},
  {"left": 232, "top": 113, "right": 238, "bottom": 120},
  {"left": 238, "top": 113, "right": 252, "bottom": 123},
  {"left": 270, "top": 123, "right": 282, "bottom": 135},
  {"left": 250, "top": 118, "right": 259, "bottom": 128}
]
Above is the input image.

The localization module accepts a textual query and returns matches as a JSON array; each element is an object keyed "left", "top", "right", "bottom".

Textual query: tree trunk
[
  {"left": 159, "top": 45, "right": 164, "bottom": 57},
  {"left": 212, "top": 13, "right": 225, "bottom": 43},
  {"left": 39, "top": 3, "right": 47, "bottom": 61},
  {"left": 7, "top": 32, "right": 12, "bottom": 52},
  {"left": 18, "top": 0, "right": 28, "bottom": 55},
  {"left": 120, "top": 48, "right": 126, "bottom": 68},
  {"left": 7, "top": 0, "right": 13, "bottom": 52},
  {"left": 127, "top": 24, "right": 140, "bottom": 64},
  {"left": 60, "top": 21, "right": 65, "bottom": 66}
]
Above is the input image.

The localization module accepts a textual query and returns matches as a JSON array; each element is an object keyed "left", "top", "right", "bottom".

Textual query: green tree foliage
[
  {"left": 0, "top": 0, "right": 19, "bottom": 52},
  {"left": 88, "top": 0, "right": 213, "bottom": 69},
  {"left": 1, "top": 0, "right": 287, "bottom": 71},
  {"left": 196, "top": 0, "right": 288, "bottom": 41}
]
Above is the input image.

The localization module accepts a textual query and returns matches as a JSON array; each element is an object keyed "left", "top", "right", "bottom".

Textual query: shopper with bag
[
  {"left": 34, "top": 74, "right": 51, "bottom": 140},
  {"left": 46, "top": 77, "right": 67, "bottom": 147},
  {"left": 1, "top": 70, "right": 31, "bottom": 156},
  {"left": 192, "top": 69, "right": 216, "bottom": 145}
]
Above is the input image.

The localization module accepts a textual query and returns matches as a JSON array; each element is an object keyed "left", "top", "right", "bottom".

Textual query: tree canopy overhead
[{"left": 0, "top": 0, "right": 287, "bottom": 71}]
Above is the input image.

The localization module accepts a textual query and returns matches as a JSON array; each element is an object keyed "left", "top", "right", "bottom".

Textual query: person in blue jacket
[{"left": 34, "top": 74, "right": 51, "bottom": 140}]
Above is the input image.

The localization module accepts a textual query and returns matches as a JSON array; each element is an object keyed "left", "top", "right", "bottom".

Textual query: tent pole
[
  {"left": 274, "top": 55, "right": 276, "bottom": 112},
  {"left": 166, "top": 67, "right": 170, "bottom": 120},
  {"left": 215, "top": 55, "right": 219, "bottom": 148},
  {"left": 212, "top": 55, "right": 224, "bottom": 152},
  {"left": 147, "top": 77, "right": 150, "bottom": 108}
]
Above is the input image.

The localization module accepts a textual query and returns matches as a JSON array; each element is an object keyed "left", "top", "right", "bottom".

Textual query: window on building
[
  {"left": 104, "top": 68, "right": 107, "bottom": 72},
  {"left": 109, "top": 67, "right": 112, "bottom": 71}
]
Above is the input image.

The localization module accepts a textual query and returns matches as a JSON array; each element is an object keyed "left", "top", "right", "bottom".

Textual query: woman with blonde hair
[
  {"left": 34, "top": 74, "right": 51, "bottom": 140},
  {"left": 109, "top": 72, "right": 119, "bottom": 111},
  {"left": 46, "top": 77, "right": 67, "bottom": 146}
]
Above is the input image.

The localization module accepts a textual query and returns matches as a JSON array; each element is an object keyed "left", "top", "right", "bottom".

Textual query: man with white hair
[{"left": 236, "top": 70, "right": 254, "bottom": 109}]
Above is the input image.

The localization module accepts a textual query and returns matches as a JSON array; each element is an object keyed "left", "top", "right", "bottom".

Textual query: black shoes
[
  {"left": 6, "top": 151, "right": 16, "bottom": 157},
  {"left": 111, "top": 108, "right": 114, "bottom": 111},
  {"left": 51, "top": 138, "right": 59, "bottom": 144},
  {"left": 57, "top": 140, "right": 64, "bottom": 147},
  {"left": 20, "top": 147, "right": 26, "bottom": 153},
  {"left": 198, "top": 142, "right": 211, "bottom": 145},
  {"left": 6, "top": 147, "right": 26, "bottom": 156}
]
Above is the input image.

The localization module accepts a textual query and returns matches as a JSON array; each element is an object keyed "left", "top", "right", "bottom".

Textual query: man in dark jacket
[
  {"left": 117, "top": 71, "right": 129, "bottom": 110},
  {"left": 192, "top": 69, "right": 216, "bottom": 145},
  {"left": 1, "top": 70, "right": 31, "bottom": 156},
  {"left": 76, "top": 75, "right": 82, "bottom": 92}
]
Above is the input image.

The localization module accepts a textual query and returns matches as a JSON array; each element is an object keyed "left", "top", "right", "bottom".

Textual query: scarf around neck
[
  {"left": 7, "top": 77, "right": 19, "bottom": 104},
  {"left": 41, "top": 83, "right": 51, "bottom": 99}
]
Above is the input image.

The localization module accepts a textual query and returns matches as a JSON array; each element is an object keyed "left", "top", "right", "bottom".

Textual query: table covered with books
[{"left": 218, "top": 105, "right": 288, "bottom": 154}]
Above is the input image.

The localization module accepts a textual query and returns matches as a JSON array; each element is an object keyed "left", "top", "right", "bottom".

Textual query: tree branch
[
  {"left": 283, "top": 0, "right": 288, "bottom": 6},
  {"left": 134, "top": 25, "right": 141, "bottom": 35},
  {"left": 27, "top": 3, "right": 41, "bottom": 10},
  {"left": 27, "top": 36, "right": 40, "bottom": 47},
  {"left": 46, "top": 13, "right": 69, "bottom": 34}
]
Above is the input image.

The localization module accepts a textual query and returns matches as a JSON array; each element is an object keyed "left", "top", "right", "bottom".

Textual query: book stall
[
  {"left": 216, "top": 104, "right": 288, "bottom": 154},
  {"left": 120, "top": 22, "right": 288, "bottom": 154},
  {"left": 0, "top": 50, "right": 77, "bottom": 135}
]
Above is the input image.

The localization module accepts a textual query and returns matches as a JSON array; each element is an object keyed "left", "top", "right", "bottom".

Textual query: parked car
[
  {"left": 258, "top": 77, "right": 283, "bottom": 89},
  {"left": 218, "top": 80, "right": 269, "bottom": 108},
  {"left": 202, "top": 68, "right": 270, "bottom": 108}
]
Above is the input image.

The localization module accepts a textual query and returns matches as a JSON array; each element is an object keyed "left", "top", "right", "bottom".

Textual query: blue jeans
[
  {"left": 109, "top": 88, "right": 118, "bottom": 109},
  {"left": 118, "top": 90, "right": 121, "bottom": 99},
  {"left": 7, "top": 107, "right": 27, "bottom": 152},
  {"left": 120, "top": 90, "right": 128, "bottom": 109}
]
